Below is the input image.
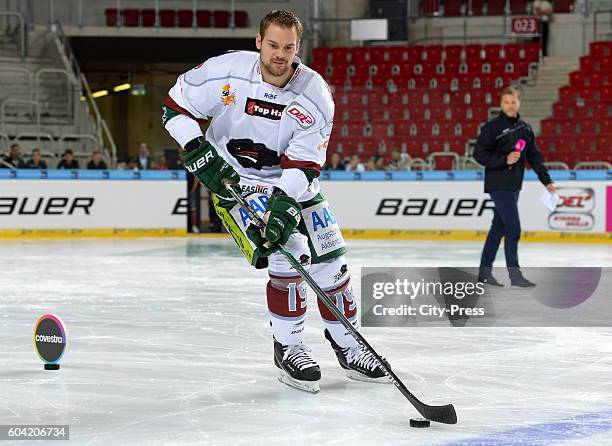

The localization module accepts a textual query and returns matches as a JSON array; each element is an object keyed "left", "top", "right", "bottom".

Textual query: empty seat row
[
  {"left": 105, "top": 9, "right": 248, "bottom": 28},
  {"left": 422, "top": 0, "right": 575, "bottom": 16},
  {"left": 541, "top": 118, "right": 612, "bottom": 136},
  {"left": 312, "top": 43, "right": 540, "bottom": 64}
]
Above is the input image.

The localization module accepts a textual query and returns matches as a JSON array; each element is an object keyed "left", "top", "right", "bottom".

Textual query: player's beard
[{"left": 262, "top": 57, "right": 290, "bottom": 78}]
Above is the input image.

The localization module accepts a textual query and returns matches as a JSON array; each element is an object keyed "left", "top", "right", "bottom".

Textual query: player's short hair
[
  {"left": 500, "top": 87, "right": 520, "bottom": 99},
  {"left": 260, "top": 10, "right": 303, "bottom": 40},
  {"left": 31, "top": 148, "right": 40, "bottom": 155}
]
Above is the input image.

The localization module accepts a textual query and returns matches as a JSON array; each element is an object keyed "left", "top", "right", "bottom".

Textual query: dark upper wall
[{"left": 70, "top": 37, "right": 256, "bottom": 64}]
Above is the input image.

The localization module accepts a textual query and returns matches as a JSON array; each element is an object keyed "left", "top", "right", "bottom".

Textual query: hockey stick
[{"left": 223, "top": 181, "right": 457, "bottom": 425}]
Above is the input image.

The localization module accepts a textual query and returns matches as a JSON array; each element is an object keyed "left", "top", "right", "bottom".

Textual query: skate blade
[
  {"left": 345, "top": 369, "right": 392, "bottom": 384},
  {"left": 278, "top": 369, "right": 320, "bottom": 394}
]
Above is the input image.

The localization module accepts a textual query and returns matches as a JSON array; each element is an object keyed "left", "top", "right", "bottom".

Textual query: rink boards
[{"left": 0, "top": 170, "right": 610, "bottom": 242}]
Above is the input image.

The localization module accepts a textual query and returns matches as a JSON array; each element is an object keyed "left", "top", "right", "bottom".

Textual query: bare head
[
  {"left": 10, "top": 144, "right": 20, "bottom": 158},
  {"left": 500, "top": 87, "right": 521, "bottom": 118},
  {"left": 256, "top": 10, "right": 302, "bottom": 85},
  {"left": 92, "top": 150, "right": 102, "bottom": 163},
  {"left": 63, "top": 149, "right": 74, "bottom": 161},
  {"left": 31, "top": 148, "right": 41, "bottom": 162},
  {"left": 138, "top": 142, "right": 150, "bottom": 156}
]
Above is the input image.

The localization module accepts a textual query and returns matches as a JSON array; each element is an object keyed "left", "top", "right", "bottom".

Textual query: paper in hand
[{"left": 540, "top": 190, "right": 559, "bottom": 212}]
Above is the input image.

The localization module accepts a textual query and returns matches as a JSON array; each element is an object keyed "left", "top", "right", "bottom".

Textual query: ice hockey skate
[
  {"left": 324, "top": 329, "right": 391, "bottom": 383},
  {"left": 274, "top": 339, "right": 321, "bottom": 393}
]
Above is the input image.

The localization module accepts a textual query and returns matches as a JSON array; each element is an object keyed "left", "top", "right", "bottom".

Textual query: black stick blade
[{"left": 419, "top": 403, "right": 457, "bottom": 424}]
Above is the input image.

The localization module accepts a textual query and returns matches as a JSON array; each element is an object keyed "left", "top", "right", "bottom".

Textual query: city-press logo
[
  {"left": 286, "top": 102, "right": 315, "bottom": 128},
  {"left": 34, "top": 314, "right": 67, "bottom": 370},
  {"left": 244, "top": 97, "right": 285, "bottom": 120},
  {"left": 221, "top": 83, "right": 236, "bottom": 106},
  {"left": 548, "top": 188, "right": 595, "bottom": 231}
]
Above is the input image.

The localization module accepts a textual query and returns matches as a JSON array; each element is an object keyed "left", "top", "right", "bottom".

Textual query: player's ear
[{"left": 255, "top": 33, "right": 262, "bottom": 50}]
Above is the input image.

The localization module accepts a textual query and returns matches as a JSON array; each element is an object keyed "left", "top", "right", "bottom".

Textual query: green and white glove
[
  {"left": 263, "top": 192, "right": 302, "bottom": 245},
  {"left": 183, "top": 139, "right": 239, "bottom": 200}
]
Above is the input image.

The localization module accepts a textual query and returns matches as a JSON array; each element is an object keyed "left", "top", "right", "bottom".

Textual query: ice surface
[{"left": 1, "top": 238, "right": 611, "bottom": 445}]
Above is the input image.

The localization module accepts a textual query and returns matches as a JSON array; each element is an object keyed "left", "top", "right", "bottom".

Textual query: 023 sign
[{"left": 511, "top": 16, "right": 539, "bottom": 34}]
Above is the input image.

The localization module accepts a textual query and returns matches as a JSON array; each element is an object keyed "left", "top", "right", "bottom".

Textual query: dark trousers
[{"left": 480, "top": 190, "right": 521, "bottom": 269}]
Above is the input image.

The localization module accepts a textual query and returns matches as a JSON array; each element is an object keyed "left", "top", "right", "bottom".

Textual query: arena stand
[
  {"left": 311, "top": 42, "right": 541, "bottom": 170},
  {"left": 539, "top": 41, "right": 612, "bottom": 169}
]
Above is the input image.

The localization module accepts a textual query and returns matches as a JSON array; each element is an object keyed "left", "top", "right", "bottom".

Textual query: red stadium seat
[
  {"left": 554, "top": 0, "right": 575, "bottom": 13},
  {"left": 105, "top": 8, "right": 119, "bottom": 26},
  {"left": 234, "top": 10, "right": 248, "bottom": 28},
  {"left": 469, "top": 0, "right": 485, "bottom": 15},
  {"left": 590, "top": 41, "right": 612, "bottom": 57},
  {"left": 178, "top": 10, "right": 193, "bottom": 27},
  {"left": 444, "top": 0, "right": 463, "bottom": 16},
  {"left": 159, "top": 10, "right": 176, "bottom": 27},
  {"left": 196, "top": 10, "right": 211, "bottom": 27},
  {"left": 510, "top": 0, "right": 527, "bottom": 14},
  {"left": 424, "top": 45, "right": 444, "bottom": 61},
  {"left": 122, "top": 9, "right": 139, "bottom": 27},
  {"left": 213, "top": 10, "right": 230, "bottom": 28},
  {"left": 142, "top": 9, "right": 155, "bottom": 27},
  {"left": 421, "top": 0, "right": 440, "bottom": 16},
  {"left": 330, "top": 47, "right": 351, "bottom": 63},
  {"left": 445, "top": 45, "right": 463, "bottom": 61},
  {"left": 464, "top": 44, "right": 483, "bottom": 60},
  {"left": 484, "top": 44, "right": 503, "bottom": 61},
  {"left": 312, "top": 47, "right": 329, "bottom": 64},
  {"left": 487, "top": 0, "right": 506, "bottom": 15},
  {"left": 524, "top": 43, "right": 541, "bottom": 62}
]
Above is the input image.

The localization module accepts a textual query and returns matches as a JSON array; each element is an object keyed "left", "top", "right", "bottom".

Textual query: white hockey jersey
[{"left": 164, "top": 50, "right": 334, "bottom": 202}]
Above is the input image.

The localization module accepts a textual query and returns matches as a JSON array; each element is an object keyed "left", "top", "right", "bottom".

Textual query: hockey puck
[
  {"left": 410, "top": 418, "right": 431, "bottom": 428},
  {"left": 44, "top": 363, "right": 60, "bottom": 370}
]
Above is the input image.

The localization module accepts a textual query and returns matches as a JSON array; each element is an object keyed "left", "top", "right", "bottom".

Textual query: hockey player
[{"left": 162, "top": 10, "right": 388, "bottom": 393}]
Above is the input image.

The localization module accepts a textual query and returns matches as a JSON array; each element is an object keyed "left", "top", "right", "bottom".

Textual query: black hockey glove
[
  {"left": 263, "top": 191, "right": 302, "bottom": 245},
  {"left": 183, "top": 138, "right": 239, "bottom": 200}
]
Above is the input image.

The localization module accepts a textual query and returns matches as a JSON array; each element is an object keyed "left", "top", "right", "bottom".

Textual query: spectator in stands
[
  {"left": 474, "top": 87, "right": 555, "bottom": 288},
  {"left": 87, "top": 150, "right": 108, "bottom": 170},
  {"left": 387, "top": 149, "right": 411, "bottom": 170},
  {"left": 345, "top": 154, "right": 365, "bottom": 172},
  {"left": 24, "top": 148, "right": 48, "bottom": 169},
  {"left": 533, "top": 0, "right": 553, "bottom": 56},
  {"left": 323, "top": 152, "right": 345, "bottom": 171},
  {"left": 156, "top": 154, "right": 169, "bottom": 170},
  {"left": 129, "top": 142, "right": 153, "bottom": 170},
  {"left": 2, "top": 144, "right": 24, "bottom": 168},
  {"left": 365, "top": 156, "right": 383, "bottom": 171},
  {"left": 57, "top": 149, "right": 80, "bottom": 169}
]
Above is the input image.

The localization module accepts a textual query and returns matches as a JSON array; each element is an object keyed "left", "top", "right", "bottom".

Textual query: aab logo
[
  {"left": 221, "top": 83, "right": 236, "bottom": 106},
  {"left": 311, "top": 206, "right": 337, "bottom": 231},
  {"left": 286, "top": 103, "right": 314, "bottom": 128}
]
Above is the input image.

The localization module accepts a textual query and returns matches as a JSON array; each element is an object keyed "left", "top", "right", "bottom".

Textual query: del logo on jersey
[{"left": 286, "top": 102, "right": 315, "bottom": 128}]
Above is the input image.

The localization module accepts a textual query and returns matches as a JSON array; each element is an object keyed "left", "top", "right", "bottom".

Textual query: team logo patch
[
  {"left": 221, "top": 83, "right": 236, "bottom": 106},
  {"left": 286, "top": 102, "right": 315, "bottom": 128},
  {"left": 244, "top": 97, "right": 286, "bottom": 120}
]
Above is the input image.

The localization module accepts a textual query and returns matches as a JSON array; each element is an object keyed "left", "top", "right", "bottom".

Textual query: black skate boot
[
  {"left": 324, "top": 329, "right": 391, "bottom": 383},
  {"left": 274, "top": 339, "right": 321, "bottom": 393}
]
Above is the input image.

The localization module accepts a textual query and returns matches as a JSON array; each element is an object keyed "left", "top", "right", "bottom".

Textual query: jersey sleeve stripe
[
  {"left": 163, "top": 95, "right": 208, "bottom": 125},
  {"left": 280, "top": 155, "right": 321, "bottom": 177}
]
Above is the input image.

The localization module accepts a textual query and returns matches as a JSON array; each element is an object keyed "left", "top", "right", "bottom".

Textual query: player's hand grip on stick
[
  {"left": 184, "top": 140, "right": 239, "bottom": 200},
  {"left": 222, "top": 180, "right": 458, "bottom": 425}
]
